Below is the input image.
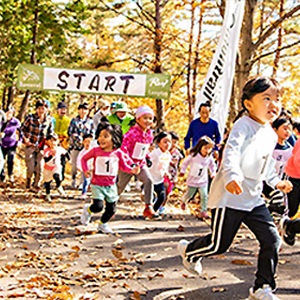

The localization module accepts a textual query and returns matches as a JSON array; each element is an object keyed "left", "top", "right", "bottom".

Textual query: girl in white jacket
[{"left": 180, "top": 136, "right": 216, "bottom": 219}]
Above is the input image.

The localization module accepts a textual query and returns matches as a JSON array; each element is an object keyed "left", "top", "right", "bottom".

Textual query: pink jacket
[
  {"left": 121, "top": 124, "right": 153, "bottom": 167},
  {"left": 285, "top": 138, "right": 300, "bottom": 178},
  {"left": 81, "top": 147, "right": 134, "bottom": 186}
]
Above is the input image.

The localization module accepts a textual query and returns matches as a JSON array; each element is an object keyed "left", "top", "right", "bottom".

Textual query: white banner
[{"left": 194, "top": 0, "right": 245, "bottom": 138}]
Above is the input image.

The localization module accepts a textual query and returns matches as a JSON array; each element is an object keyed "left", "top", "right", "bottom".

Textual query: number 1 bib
[
  {"left": 95, "top": 157, "right": 119, "bottom": 176},
  {"left": 132, "top": 143, "right": 149, "bottom": 160}
]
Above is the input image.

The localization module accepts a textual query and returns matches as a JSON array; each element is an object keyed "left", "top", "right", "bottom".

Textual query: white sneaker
[
  {"left": 135, "top": 181, "right": 141, "bottom": 190},
  {"left": 80, "top": 193, "right": 87, "bottom": 200},
  {"left": 98, "top": 222, "right": 113, "bottom": 234},
  {"left": 81, "top": 204, "right": 92, "bottom": 225},
  {"left": 177, "top": 239, "right": 202, "bottom": 275},
  {"left": 249, "top": 285, "right": 281, "bottom": 300},
  {"left": 45, "top": 194, "right": 52, "bottom": 202},
  {"left": 9, "top": 175, "right": 14, "bottom": 183},
  {"left": 125, "top": 183, "right": 131, "bottom": 192},
  {"left": 57, "top": 186, "right": 65, "bottom": 196}
]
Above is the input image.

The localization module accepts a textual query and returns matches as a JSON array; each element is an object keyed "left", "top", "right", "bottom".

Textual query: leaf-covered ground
[{"left": 1, "top": 157, "right": 300, "bottom": 299}]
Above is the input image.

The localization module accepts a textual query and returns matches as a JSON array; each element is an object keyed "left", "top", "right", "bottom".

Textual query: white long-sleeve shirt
[
  {"left": 180, "top": 153, "right": 216, "bottom": 188},
  {"left": 148, "top": 148, "right": 172, "bottom": 184},
  {"left": 208, "top": 115, "right": 280, "bottom": 211}
]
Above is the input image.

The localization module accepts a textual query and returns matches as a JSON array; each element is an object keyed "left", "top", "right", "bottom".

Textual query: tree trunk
[
  {"left": 236, "top": 0, "right": 257, "bottom": 103},
  {"left": 17, "top": 0, "right": 38, "bottom": 121},
  {"left": 272, "top": 0, "right": 284, "bottom": 77},
  {"left": 154, "top": 0, "right": 165, "bottom": 132},
  {"left": 187, "top": 0, "right": 195, "bottom": 122},
  {"left": 192, "top": 0, "right": 204, "bottom": 120}
]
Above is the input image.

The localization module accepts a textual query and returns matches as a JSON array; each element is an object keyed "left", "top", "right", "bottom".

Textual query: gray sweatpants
[
  {"left": 117, "top": 166, "right": 153, "bottom": 205},
  {"left": 24, "top": 146, "right": 44, "bottom": 188}
]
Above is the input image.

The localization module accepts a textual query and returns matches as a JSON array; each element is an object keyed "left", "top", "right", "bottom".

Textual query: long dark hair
[
  {"left": 234, "top": 76, "right": 283, "bottom": 122},
  {"left": 95, "top": 117, "right": 123, "bottom": 149},
  {"left": 190, "top": 136, "right": 214, "bottom": 157}
]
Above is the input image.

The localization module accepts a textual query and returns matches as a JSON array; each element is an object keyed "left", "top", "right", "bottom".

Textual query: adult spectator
[
  {"left": 107, "top": 102, "right": 134, "bottom": 135},
  {"left": 1, "top": 106, "right": 21, "bottom": 183},
  {"left": 20, "top": 99, "right": 54, "bottom": 190},
  {"left": 68, "top": 102, "right": 94, "bottom": 188},
  {"left": 53, "top": 101, "right": 71, "bottom": 181},
  {"left": 93, "top": 99, "right": 110, "bottom": 130},
  {"left": 54, "top": 101, "right": 71, "bottom": 149},
  {"left": 184, "top": 101, "right": 221, "bottom": 159},
  {"left": 0, "top": 109, "right": 7, "bottom": 177}
]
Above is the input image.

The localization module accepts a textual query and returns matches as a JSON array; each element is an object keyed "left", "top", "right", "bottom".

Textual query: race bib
[
  {"left": 190, "top": 164, "right": 204, "bottom": 177},
  {"left": 132, "top": 143, "right": 149, "bottom": 160},
  {"left": 95, "top": 157, "right": 119, "bottom": 176}
]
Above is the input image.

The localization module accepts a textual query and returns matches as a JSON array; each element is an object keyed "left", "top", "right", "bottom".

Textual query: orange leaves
[{"left": 231, "top": 259, "right": 253, "bottom": 266}]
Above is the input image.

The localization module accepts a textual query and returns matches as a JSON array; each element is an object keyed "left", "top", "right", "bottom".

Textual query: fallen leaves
[{"left": 231, "top": 259, "right": 253, "bottom": 266}]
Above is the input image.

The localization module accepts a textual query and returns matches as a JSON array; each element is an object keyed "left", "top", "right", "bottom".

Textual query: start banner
[{"left": 17, "top": 64, "right": 171, "bottom": 100}]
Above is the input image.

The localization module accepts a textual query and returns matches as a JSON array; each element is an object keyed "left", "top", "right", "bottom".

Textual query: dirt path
[{"left": 1, "top": 181, "right": 300, "bottom": 300}]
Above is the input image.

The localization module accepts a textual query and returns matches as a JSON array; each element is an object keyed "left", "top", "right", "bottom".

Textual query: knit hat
[
  {"left": 136, "top": 105, "right": 154, "bottom": 119},
  {"left": 112, "top": 102, "right": 130, "bottom": 113},
  {"left": 78, "top": 102, "right": 89, "bottom": 110},
  {"left": 57, "top": 101, "right": 68, "bottom": 110},
  {"left": 98, "top": 99, "right": 110, "bottom": 109}
]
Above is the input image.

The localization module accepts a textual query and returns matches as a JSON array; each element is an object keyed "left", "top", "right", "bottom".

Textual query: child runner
[
  {"left": 148, "top": 132, "right": 172, "bottom": 215},
  {"left": 118, "top": 105, "right": 157, "bottom": 219},
  {"left": 177, "top": 76, "right": 293, "bottom": 300},
  {"left": 80, "top": 121, "right": 140, "bottom": 234},
  {"left": 163, "top": 131, "right": 184, "bottom": 200},
  {"left": 262, "top": 117, "right": 293, "bottom": 215},
  {"left": 179, "top": 136, "right": 216, "bottom": 219},
  {"left": 43, "top": 133, "right": 67, "bottom": 202},
  {"left": 77, "top": 134, "right": 93, "bottom": 199}
]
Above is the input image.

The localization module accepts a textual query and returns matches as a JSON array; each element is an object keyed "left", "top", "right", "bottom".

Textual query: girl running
[
  {"left": 179, "top": 136, "right": 217, "bottom": 220},
  {"left": 80, "top": 121, "right": 139, "bottom": 234},
  {"left": 177, "top": 76, "right": 293, "bottom": 300}
]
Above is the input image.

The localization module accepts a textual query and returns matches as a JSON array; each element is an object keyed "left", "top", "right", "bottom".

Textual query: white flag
[{"left": 194, "top": 0, "right": 245, "bottom": 138}]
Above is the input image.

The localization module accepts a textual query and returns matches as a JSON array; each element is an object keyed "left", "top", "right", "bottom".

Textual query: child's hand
[
  {"left": 276, "top": 180, "right": 293, "bottom": 194},
  {"left": 84, "top": 170, "right": 91, "bottom": 178},
  {"left": 180, "top": 201, "right": 186, "bottom": 210},
  {"left": 225, "top": 180, "right": 243, "bottom": 195},
  {"left": 131, "top": 166, "right": 140, "bottom": 175}
]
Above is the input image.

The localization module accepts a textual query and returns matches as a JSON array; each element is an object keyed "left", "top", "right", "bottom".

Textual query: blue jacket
[{"left": 184, "top": 118, "right": 221, "bottom": 150}]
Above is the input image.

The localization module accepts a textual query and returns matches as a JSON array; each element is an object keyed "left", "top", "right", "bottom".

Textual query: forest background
[{"left": 1, "top": 0, "right": 300, "bottom": 141}]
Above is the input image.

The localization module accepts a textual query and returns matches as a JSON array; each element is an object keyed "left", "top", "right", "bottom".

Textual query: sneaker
[
  {"left": 125, "top": 183, "right": 131, "bottom": 192},
  {"left": 143, "top": 205, "right": 159, "bottom": 219},
  {"left": 80, "top": 193, "right": 87, "bottom": 200},
  {"left": 135, "top": 181, "right": 141, "bottom": 191},
  {"left": 81, "top": 204, "right": 92, "bottom": 226},
  {"left": 8, "top": 175, "right": 14, "bottom": 183},
  {"left": 177, "top": 239, "right": 202, "bottom": 275},
  {"left": 45, "top": 194, "right": 52, "bottom": 202},
  {"left": 279, "top": 216, "right": 295, "bottom": 246},
  {"left": 158, "top": 206, "right": 166, "bottom": 216},
  {"left": 71, "top": 179, "right": 77, "bottom": 189},
  {"left": 57, "top": 186, "right": 65, "bottom": 196},
  {"left": 98, "top": 222, "right": 113, "bottom": 234},
  {"left": 199, "top": 211, "right": 210, "bottom": 220},
  {"left": 78, "top": 183, "right": 83, "bottom": 191},
  {"left": 249, "top": 284, "right": 281, "bottom": 300}
]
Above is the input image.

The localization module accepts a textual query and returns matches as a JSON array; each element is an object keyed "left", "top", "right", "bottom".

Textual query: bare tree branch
[
  {"left": 135, "top": 1, "right": 156, "bottom": 25},
  {"left": 254, "top": 4, "right": 300, "bottom": 51},
  {"left": 98, "top": 0, "right": 155, "bottom": 34},
  {"left": 253, "top": 39, "right": 300, "bottom": 64}
]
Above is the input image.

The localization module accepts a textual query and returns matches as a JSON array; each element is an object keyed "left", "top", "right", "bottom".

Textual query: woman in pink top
[
  {"left": 118, "top": 105, "right": 157, "bottom": 219},
  {"left": 80, "top": 121, "right": 139, "bottom": 234}
]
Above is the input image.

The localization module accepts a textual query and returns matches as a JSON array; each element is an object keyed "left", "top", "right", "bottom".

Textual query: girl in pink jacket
[
  {"left": 80, "top": 121, "right": 139, "bottom": 234},
  {"left": 118, "top": 105, "right": 157, "bottom": 219}
]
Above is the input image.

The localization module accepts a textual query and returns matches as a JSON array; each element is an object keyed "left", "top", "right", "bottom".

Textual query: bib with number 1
[
  {"left": 95, "top": 157, "right": 119, "bottom": 176},
  {"left": 132, "top": 142, "right": 149, "bottom": 160}
]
